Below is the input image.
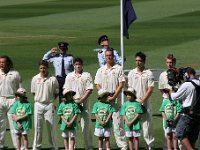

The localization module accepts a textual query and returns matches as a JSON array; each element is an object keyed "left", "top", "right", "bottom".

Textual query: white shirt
[
  {"left": 94, "top": 64, "right": 125, "bottom": 93},
  {"left": 171, "top": 79, "right": 200, "bottom": 108},
  {"left": 128, "top": 68, "right": 154, "bottom": 102},
  {"left": 63, "top": 71, "right": 93, "bottom": 99},
  {"left": 31, "top": 73, "right": 59, "bottom": 104},
  {"left": 0, "top": 69, "right": 21, "bottom": 97}
]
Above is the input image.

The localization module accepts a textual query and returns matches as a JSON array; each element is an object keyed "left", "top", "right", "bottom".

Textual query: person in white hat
[
  {"left": 92, "top": 89, "right": 116, "bottom": 150},
  {"left": 120, "top": 88, "right": 143, "bottom": 150},
  {"left": 57, "top": 89, "right": 81, "bottom": 150},
  {"left": 10, "top": 88, "right": 32, "bottom": 150},
  {"left": 0, "top": 55, "right": 22, "bottom": 149}
]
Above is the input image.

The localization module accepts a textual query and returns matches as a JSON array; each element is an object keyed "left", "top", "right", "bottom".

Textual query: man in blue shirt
[
  {"left": 97, "top": 35, "right": 122, "bottom": 67},
  {"left": 43, "top": 42, "right": 74, "bottom": 103}
]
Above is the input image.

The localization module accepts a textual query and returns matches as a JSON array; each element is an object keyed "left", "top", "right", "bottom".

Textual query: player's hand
[
  {"left": 74, "top": 99, "right": 82, "bottom": 104},
  {"left": 51, "top": 47, "right": 59, "bottom": 53}
]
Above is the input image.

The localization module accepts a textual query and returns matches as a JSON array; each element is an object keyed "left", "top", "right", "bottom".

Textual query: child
[
  {"left": 57, "top": 89, "right": 81, "bottom": 150},
  {"left": 159, "top": 89, "right": 182, "bottom": 150},
  {"left": 120, "top": 88, "right": 143, "bottom": 150},
  {"left": 10, "top": 88, "right": 32, "bottom": 150},
  {"left": 92, "top": 89, "right": 116, "bottom": 150}
]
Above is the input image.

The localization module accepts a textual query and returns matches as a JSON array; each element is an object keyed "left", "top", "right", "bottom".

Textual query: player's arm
[
  {"left": 75, "top": 89, "right": 93, "bottom": 104},
  {"left": 107, "top": 81, "right": 125, "bottom": 102},
  {"left": 139, "top": 86, "right": 154, "bottom": 104}
]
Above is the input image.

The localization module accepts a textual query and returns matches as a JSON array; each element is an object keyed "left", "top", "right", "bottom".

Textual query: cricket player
[
  {"left": 94, "top": 49, "right": 128, "bottom": 150},
  {"left": 0, "top": 55, "right": 22, "bottom": 149},
  {"left": 63, "top": 57, "right": 94, "bottom": 150},
  {"left": 31, "top": 60, "right": 59, "bottom": 150}
]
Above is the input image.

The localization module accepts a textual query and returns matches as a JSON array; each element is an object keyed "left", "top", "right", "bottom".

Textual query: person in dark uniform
[
  {"left": 97, "top": 35, "right": 122, "bottom": 67},
  {"left": 43, "top": 42, "right": 74, "bottom": 103}
]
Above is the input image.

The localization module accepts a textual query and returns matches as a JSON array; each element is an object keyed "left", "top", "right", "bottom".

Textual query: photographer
[{"left": 170, "top": 67, "right": 200, "bottom": 150}]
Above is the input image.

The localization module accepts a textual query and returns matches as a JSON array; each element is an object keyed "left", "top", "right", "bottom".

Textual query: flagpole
[{"left": 120, "top": 0, "right": 125, "bottom": 105}]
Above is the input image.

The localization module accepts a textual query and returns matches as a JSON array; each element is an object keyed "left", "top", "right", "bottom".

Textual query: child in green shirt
[
  {"left": 57, "top": 89, "right": 81, "bottom": 150},
  {"left": 159, "top": 89, "right": 182, "bottom": 150},
  {"left": 120, "top": 88, "right": 143, "bottom": 150},
  {"left": 92, "top": 89, "right": 116, "bottom": 150},
  {"left": 10, "top": 88, "right": 32, "bottom": 150}
]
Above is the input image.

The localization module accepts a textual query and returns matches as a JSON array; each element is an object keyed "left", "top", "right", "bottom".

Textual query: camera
[{"left": 167, "top": 67, "right": 188, "bottom": 87}]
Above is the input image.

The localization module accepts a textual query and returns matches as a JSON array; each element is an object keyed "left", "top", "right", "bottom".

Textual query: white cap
[{"left": 15, "top": 88, "right": 27, "bottom": 97}]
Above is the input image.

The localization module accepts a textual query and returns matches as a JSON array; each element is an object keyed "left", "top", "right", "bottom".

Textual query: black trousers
[{"left": 56, "top": 76, "right": 65, "bottom": 104}]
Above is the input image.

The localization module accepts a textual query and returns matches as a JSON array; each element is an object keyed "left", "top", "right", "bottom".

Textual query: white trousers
[
  {"left": 79, "top": 100, "right": 93, "bottom": 149},
  {"left": 140, "top": 103, "right": 155, "bottom": 148},
  {"left": 0, "top": 97, "right": 17, "bottom": 148},
  {"left": 33, "top": 102, "right": 58, "bottom": 150},
  {"left": 112, "top": 101, "right": 128, "bottom": 150}
]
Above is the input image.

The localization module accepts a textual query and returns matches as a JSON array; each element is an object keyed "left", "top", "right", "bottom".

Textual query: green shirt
[
  {"left": 10, "top": 100, "right": 32, "bottom": 130},
  {"left": 92, "top": 101, "right": 116, "bottom": 128},
  {"left": 120, "top": 101, "right": 143, "bottom": 131},
  {"left": 57, "top": 101, "right": 81, "bottom": 131},
  {"left": 159, "top": 98, "right": 182, "bottom": 128}
]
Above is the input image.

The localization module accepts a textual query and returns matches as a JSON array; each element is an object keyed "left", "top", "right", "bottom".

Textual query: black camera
[
  {"left": 166, "top": 120, "right": 174, "bottom": 127},
  {"left": 167, "top": 67, "right": 188, "bottom": 87}
]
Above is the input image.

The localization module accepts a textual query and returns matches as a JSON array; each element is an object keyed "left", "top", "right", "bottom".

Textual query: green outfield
[{"left": 0, "top": 0, "right": 200, "bottom": 149}]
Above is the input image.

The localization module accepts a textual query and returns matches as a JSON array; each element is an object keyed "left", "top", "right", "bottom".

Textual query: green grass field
[{"left": 0, "top": 0, "right": 200, "bottom": 149}]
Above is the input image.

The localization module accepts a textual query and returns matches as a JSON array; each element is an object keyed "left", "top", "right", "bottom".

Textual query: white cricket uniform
[
  {"left": 0, "top": 69, "right": 21, "bottom": 149},
  {"left": 63, "top": 71, "right": 93, "bottom": 149},
  {"left": 31, "top": 73, "right": 59, "bottom": 150},
  {"left": 94, "top": 64, "right": 128, "bottom": 149},
  {"left": 128, "top": 68, "right": 155, "bottom": 147}
]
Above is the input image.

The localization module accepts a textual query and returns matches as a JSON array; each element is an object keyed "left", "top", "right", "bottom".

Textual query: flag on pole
[{"left": 123, "top": 0, "right": 137, "bottom": 38}]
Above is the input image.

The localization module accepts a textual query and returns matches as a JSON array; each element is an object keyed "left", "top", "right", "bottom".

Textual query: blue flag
[{"left": 123, "top": 0, "right": 137, "bottom": 38}]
